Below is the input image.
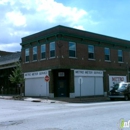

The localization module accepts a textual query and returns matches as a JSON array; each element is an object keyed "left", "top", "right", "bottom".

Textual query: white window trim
[
  {"left": 118, "top": 50, "right": 123, "bottom": 62},
  {"left": 88, "top": 45, "right": 95, "bottom": 59},
  {"left": 25, "top": 48, "right": 29, "bottom": 63},
  {"left": 69, "top": 42, "right": 76, "bottom": 58},
  {"left": 33, "top": 46, "right": 37, "bottom": 61},
  {"left": 50, "top": 42, "right": 56, "bottom": 58},
  {"left": 104, "top": 47, "right": 110, "bottom": 61},
  {"left": 41, "top": 44, "right": 46, "bottom": 59}
]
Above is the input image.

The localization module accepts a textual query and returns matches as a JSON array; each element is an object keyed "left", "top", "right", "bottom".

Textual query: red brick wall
[{"left": 21, "top": 39, "right": 129, "bottom": 72}]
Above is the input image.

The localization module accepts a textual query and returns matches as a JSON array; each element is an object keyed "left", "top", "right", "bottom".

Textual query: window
[
  {"left": 69, "top": 42, "right": 76, "bottom": 57},
  {"left": 88, "top": 45, "right": 94, "bottom": 59},
  {"left": 33, "top": 46, "right": 37, "bottom": 61},
  {"left": 50, "top": 42, "right": 55, "bottom": 58},
  {"left": 118, "top": 50, "right": 123, "bottom": 62},
  {"left": 25, "top": 48, "right": 29, "bottom": 62},
  {"left": 104, "top": 48, "right": 110, "bottom": 61},
  {"left": 41, "top": 44, "right": 46, "bottom": 59}
]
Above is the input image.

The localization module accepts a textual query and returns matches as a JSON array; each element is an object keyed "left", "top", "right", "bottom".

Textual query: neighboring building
[
  {"left": 0, "top": 52, "right": 21, "bottom": 95},
  {"left": 20, "top": 25, "right": 130, "bottom": 98},
  {"left": 0, "top": 50, "right": 14, "bottom": 57}
]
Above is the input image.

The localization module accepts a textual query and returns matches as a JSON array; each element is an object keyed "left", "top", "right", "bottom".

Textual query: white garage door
[
  {"left": 75, "top": 76, "right": 103, "bottom": 97},
  {"left": 25, "top": 78, "right": 49, "bottom": 96},
  {"left": 95, "top": 77, "right": 103, "bottom": 95}
]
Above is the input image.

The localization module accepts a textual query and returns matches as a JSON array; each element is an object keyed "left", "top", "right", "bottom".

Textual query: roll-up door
[
  {"left": 74, "top": 76, "right": 103, "bottom": 97},
  {"left": 95, "top": 77, "right": 103, "bottom": 95},
  {"left": 25, "top": 78, "right": 48, "bottom": 96}
]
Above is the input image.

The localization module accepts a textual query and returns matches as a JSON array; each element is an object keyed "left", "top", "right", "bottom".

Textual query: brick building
[{"left": 20, "top": 25, "right": 130, "bottom": 98}]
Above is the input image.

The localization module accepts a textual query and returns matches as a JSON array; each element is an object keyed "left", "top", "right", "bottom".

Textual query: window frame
[
  {"left": 118, "top": 50, "right": 123, "bottom": 62},
  {"left": 41, "top": 44, "right": 46, "bottom": 59},
  {"left": 50, "top": 42, "right": 55, "bottom": 58},
  {"left": 69, "top": 42, "right": 76, "bottom": 58},
  {"left": 104, "top": 48, "right": 110, "bottom": 61},
  {"left": 25, "top": 48, "right": 29, "bottom": 62},
  {"left": 33, "top": 46, "right": 37, "bottom": 61},
  {"left": 88, "top": 45, "right": 95, "bottom": 60}
]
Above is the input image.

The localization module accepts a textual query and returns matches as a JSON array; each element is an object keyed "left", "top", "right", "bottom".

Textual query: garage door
[
  {"left": 74, "top": 76, "right": 103, "bottom": 97},
  {"left": 25, "top": 78, "right": 48, "bottom": 96}
]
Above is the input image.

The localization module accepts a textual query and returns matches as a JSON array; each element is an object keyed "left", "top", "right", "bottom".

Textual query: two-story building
[{"left": 21, "top": 25, "right": 130, "bottom": 98}]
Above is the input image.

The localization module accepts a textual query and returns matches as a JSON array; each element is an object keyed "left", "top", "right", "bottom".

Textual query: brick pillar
[
  {"left": 69, "top": 70, "right": 75, "bottom": 98},
  {"left": 49, "top": 71, "right": 54, "bottom": 98}
]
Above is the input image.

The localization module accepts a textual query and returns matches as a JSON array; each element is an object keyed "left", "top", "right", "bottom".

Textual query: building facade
[
  {"left": 21, "top": 25, "right": 130, "bottom": 98},
  {"left": 0, "top": 51, "right": 21, "bottom": 95}
]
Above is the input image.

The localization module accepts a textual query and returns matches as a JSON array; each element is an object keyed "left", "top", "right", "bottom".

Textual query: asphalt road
[{"left": 0, "top": 99, "right": 130, "bottom": 130}]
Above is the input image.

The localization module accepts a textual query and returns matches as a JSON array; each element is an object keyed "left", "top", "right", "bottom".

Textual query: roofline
[{"left": 21, "top": 25, "right": 130, "bottom": 46}]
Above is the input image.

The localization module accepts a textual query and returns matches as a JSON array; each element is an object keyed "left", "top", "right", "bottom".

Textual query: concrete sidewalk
[
  {"left": 0, "top": 96, "right": 12, "bottom": 100},
  {"left": 0, "top": 95, "right": 110, "bottom": 103}
]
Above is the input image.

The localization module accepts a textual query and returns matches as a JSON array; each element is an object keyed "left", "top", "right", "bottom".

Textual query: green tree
[
  {"left": 9, "top": 62, "right": 24, "bottom": 99},
  {"left": 9, "top": 62, "right": 24, "bottom": 85}
]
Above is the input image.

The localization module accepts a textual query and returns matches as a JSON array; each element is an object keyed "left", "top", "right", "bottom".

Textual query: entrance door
[{"left": 57, "top": 80, "right": 67, "bottom": 97}]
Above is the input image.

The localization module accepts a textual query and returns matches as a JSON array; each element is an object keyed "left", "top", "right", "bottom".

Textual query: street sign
[
  {"left": 78, "top": 77, "right": 83, "bottom": 84},
  {"left": 45, "top": 75, "right": 50, "bottom": 82}
]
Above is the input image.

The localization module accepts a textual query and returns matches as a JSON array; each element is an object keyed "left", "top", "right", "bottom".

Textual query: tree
[
  {"left": 9, "top": 62, "right": 24, "bottom": 84},
  {"left": 9, "top": 62, "right": 24, "bottom": 99}
]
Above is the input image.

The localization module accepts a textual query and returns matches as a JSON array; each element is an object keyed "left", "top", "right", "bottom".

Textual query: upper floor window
[
  {"left": 50, "top": 42, "right": 55, "bottom": 58},
  {"left": 33, "top": 46, "right": 37, "bottom": 61},
  {"left": 104, "top": 48, "right": 110, "bottom": 61},
  {"left": 69, "top": 42, "right": 76, "bottom": 57},
  {"left": 41, "top": 44, "right": 46, "bottom": 59},
  {"left": 118, "top": 50, "right": 123, "bottom": 62},
  {"left": 25, "top": 48, "right": 29, "bottom": 62},
  {"left": 88, "top": 45, "right": 94, "bottom": 59}
]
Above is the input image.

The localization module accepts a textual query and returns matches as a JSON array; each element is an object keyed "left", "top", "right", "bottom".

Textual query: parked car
[{"left": 108, "top": 82, "right": 130, "bottom": 101}]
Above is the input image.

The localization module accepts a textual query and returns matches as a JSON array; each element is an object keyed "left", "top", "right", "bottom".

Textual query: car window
[{"left": 119, "top": 83, "right": 127, "bottom": 89}]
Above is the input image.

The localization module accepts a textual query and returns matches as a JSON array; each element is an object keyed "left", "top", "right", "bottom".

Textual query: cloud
[
  {"left": 0, "top": 43, "right": 21, "bottom": 52},
  {"left": 73, "top": 25, "right": 85, "bottom": 30},
  {"left": 0, "top": 0, "right": 98, "bottom": 52},
  {"left": 5, "top": 11, "right": 26, "bottom": 27},
  {"left": 35, "top": 0, "right": 87, "bottom": 24}
]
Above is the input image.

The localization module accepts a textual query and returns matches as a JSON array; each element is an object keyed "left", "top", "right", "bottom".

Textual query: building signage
[
  {"left": 58, "top": 72, "right": 65, "bottom": 77},
  {"left": 24, "top": 70, "right": 48, "bottom": 78},
  {"left": 74, "top": 69, "right": 103, "bottom": 77},
  {"left": 109, "top": 75, "right": 127, "bottom": 90}
]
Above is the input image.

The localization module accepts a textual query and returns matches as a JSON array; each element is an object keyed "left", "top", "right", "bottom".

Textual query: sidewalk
[
  {"left": 0, "top": 96, "right": 12, "bottom": 100},
  {"left": 0, "top": 95, "right": 110, "bottom": 103}
]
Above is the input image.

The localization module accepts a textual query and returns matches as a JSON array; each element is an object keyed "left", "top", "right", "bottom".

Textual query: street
[{"left": 0, "top": 99, "right": 130, "bottom": 130}]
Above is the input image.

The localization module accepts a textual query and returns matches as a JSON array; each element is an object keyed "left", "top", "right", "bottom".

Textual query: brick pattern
[{"left": 21, "top": 39, "right": 129, "bottom": 72}]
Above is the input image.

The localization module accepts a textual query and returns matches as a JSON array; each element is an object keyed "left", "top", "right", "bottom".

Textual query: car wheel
[{"left": 124, "top": 95, "right": 129, "bottom": 101}]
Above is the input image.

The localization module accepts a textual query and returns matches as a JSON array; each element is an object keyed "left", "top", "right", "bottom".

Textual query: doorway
[
  {"left": 57, "top": 79, "right": 67, "bottom": 97},
  {"left": 53, "top": 69, "right": 70, "bottom": 97}
]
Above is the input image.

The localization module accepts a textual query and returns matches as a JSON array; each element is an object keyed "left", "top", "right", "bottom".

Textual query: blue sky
[{"left": 0, "top": 0, "right": 130, "bottom": 52}]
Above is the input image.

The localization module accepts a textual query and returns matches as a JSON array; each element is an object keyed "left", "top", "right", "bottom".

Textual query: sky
[{"left": 0, "top": 0, "right": 130, "bottom": 52}]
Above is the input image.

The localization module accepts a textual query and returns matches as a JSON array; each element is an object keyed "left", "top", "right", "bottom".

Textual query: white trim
[
  {"left": 88, "top": 58, "right": 95, "bottom": 61},
  {"left": 118, "top": 62, "right": 124, "bottom": 63},
  {"left": 49, "top": 57, "right": 55, "bottom": 59},
  {"left": 49, "top": 93, "right": 54, "bottom": 98},
  {"left": 69, "top": 57, "right": 77, "bottom": 59},
  {"left": 105, "top": 60, "right": 111, "bottom": 62},
  {"left": 70, "top": 93, "right": 75, "bottom": 98}
]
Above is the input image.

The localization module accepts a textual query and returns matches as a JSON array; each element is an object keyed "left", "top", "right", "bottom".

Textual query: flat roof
[{"left": 21, "top": 25, "right": 130, "bottom": 47}]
